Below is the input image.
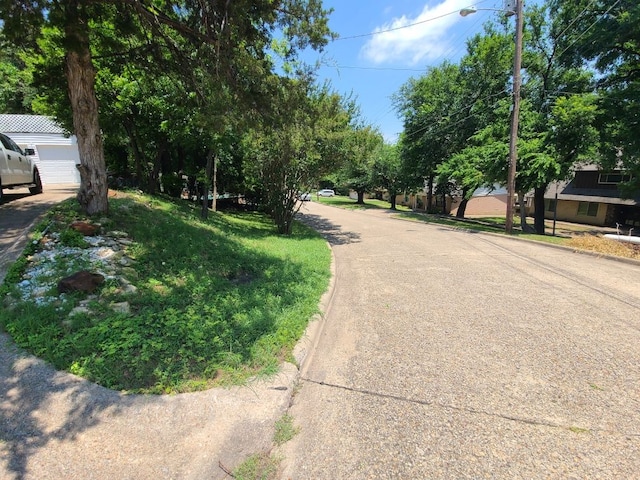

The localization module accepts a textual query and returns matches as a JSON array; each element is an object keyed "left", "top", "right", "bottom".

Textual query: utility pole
[{"left": 505, "top": 0, "right": 524, "bottom": 234}]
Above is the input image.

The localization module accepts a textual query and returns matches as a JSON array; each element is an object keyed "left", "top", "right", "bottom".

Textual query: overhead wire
[
  {"left": 555, "top": 0, "right": 622, "bottom": 61},
  {"left": 332, "top": 0, "right": 493, "bottom": 42},
  {"left": 398, "top": 88, "right": 510, "bottom": 142},
  {"left": 391, "top": 0, "right": 620, "bottom": 143},
  {"left": 313, "top": 1, "right": 499, "bottom": 140},
  {"left": 309, "top": 0, "right": 610, "bottom": 143}
]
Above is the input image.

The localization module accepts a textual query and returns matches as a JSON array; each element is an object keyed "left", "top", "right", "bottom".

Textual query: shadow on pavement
[
  {"left": 0, "top": 334, "right": 123, "bottom": 480},
  {"left": 297, "top": 212, "right": 361, "bottom": 246}
]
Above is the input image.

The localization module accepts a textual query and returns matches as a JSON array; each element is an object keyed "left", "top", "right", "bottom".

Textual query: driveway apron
[
  {"left": 0, "top": 185, "right": 78, "bottom": 284},
  {"left": 280, "top": 201, "right": 640, "bottom": 479}
]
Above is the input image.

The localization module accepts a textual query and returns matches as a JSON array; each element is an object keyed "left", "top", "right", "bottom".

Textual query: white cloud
[{"left": 360, "top": 0, "right": 473, "bottom": 65}]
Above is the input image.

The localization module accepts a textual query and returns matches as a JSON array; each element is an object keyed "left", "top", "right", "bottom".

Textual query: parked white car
[
  {"left": 298, "top": 192, "right": 312, "bottom": 201},
  {"left": 317, "top": 189, "right": 335, "bottom": 197},
  {"left": 0, "top": 132, "right": 42, "bottom": 200}
]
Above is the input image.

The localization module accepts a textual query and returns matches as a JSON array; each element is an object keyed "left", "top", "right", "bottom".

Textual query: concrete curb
[{"left": 291, "top": 243, "right": 337, "bottom": 380}]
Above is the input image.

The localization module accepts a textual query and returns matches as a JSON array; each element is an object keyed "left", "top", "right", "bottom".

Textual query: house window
[
  {"left": 577, "top": 202, "right": 599, "bottom": 217},
  {"left": 598, "top": 172, "right": 632, "bottom": 184},
  {"left": 545, "top": 199, "right": 556, "bottom": 212}
]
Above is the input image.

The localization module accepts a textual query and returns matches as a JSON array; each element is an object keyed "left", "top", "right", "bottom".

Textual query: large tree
[
  {"left": 394, "top": 62, "right": 464, "bottom": 211},
  {"left": 434, "top": 25, "right": 513, "bottom": 218},
  {"left": 551, "top": 0, "right": 640, "bottom": 193},
  {"left": 244, "top": 78, "right": 354, "bottom": 234},
  {"left": 370, "top": 143, "right": 404, "bottom": 210},
  {"left": 0, "top": 0, "right": 333, "bottom": 215},
  {"left": 338, "top": 125, "right": 383, "bottom": 204},
  {"left": 516, "top": 4, "right": 599, "bottom": 233}
]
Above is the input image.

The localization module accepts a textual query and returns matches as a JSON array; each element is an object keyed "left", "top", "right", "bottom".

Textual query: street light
[{"left": 460, "top": 1, "right": 523, "bottom": 234}]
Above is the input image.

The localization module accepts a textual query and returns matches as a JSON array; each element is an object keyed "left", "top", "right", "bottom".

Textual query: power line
[
  {"left": 399, "top": 88, "right": 510, "bottom": 142},
  {"left": 333, "top": 0, "right": 493, "bottom": 42},
  {"left": 555, "top": 0, "right": 622, "bottom": 61},
  {"left": 330, "top": 65, "right": 426, "bottom": 72},
  {"left": 334, "top": 10, "right": 461, "bottom": 41}
]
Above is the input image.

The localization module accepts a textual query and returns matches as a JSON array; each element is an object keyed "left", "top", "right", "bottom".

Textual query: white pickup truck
[{"left": 0, "top": 132, "right": 43, "bottom": 200}]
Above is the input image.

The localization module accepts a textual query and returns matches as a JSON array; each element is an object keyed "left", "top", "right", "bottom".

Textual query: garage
[
  {"left": 0, "top": 114, "right": 81, "bottom": 185},
  {"left": 32, "top": 145, "right": 81, "bottom": 184}
]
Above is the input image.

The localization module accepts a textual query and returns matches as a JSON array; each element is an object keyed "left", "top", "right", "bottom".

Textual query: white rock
[{"left": 111, "top": 301, "right": 130, "bottom": 314}]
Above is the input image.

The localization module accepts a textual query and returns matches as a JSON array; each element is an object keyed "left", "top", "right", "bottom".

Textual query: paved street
[
  {"left": 281, "top": 201, "right": 640, "bottom": 479},
  {"left": 1, "top": 193, "right": 639, "bottom": 479}
]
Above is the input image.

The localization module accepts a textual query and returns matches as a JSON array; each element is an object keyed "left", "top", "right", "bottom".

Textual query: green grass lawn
[
  {"left": 0, "top": 192, "right": 331, "bottom": 394},
  {"left": 316, "top": 195, "right": 412, "bottom": 212}
]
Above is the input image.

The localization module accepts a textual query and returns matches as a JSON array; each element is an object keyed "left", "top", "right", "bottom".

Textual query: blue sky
[{"left": 302, "top": 0, "right": 516, "bottom": 143}]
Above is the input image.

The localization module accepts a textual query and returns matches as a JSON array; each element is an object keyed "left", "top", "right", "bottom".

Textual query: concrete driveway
[
  {"left": 0, "top": 185, "right": 78, "bottom": 284},
  {"left": 280, "top": 201, "right": 640, "bottom": 479}
]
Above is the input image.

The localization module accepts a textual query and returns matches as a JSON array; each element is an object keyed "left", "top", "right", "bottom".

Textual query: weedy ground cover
[{"left": 0, "top": 191, "right": 331, "bottom": 394}]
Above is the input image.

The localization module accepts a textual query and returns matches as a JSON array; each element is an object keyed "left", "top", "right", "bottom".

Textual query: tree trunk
[
  {"left": 456, "top": 198, "right": 469, "bottom": 218},
  {"left": 212, "top": 153, "right": 218, "bottom": 212},
  {"left": 517, "top": 191, "right": 535, "bottom": 233},
  {"left": 148, "top": 144, "right": 166, "bottom": 195},
  {"left": 534, "top": 186, "right": 546, "bottom": 234},
  {"left": 201, "top": 150, "right": 215, "bottom": 219},
  {"left": 427, "top": 174, "right": 434, "bottom": 211},
  {"left": 389, "top": 191, "right": 397, "bottom": 210},
  {"left": 357, "top": 190, "right": 365, "bottom": 204},
  {"left": 64, "top": 1, "right": 108, "bottom": 215}
]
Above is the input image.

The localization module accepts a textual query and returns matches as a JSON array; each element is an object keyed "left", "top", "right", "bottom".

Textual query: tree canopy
[{"left": 0, "top": 0, "right": 335, "bottom": 218}]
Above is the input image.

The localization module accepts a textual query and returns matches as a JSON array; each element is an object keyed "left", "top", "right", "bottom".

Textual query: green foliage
[
  {"left": 273, "top": 413, "right": 300, "bottom": 446},
  {"left": 0, "top": 29, "right": 37, "bottom": 113},
  {"left": 370, "top": 143, "right": 406, "bottom": 209},
  {"left": 59, "top": 228, "right": 89, "bottom": 248},
  {"left": 0, "top": 0, "right": 337, "bottom": 215},
  {"left": 0, "top": 192, "right": 331, "bottom": 393},
  {"left": 337, "top": 125, "right": 384, "bottom": 200},
  {"left": 551, "top": 0, "right": 640, "bottom": 190},
  {"left": 244, "top": 78, "right": 357, "bottom": 234}
]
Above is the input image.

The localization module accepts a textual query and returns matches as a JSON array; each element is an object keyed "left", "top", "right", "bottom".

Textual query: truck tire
[{"left": 29, "top": 169, "right": 43, "bottom": 195}]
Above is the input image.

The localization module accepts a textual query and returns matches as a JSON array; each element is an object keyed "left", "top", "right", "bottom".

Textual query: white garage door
[{"left": 35, "top": 145, "right": 81, "bottom": 184}]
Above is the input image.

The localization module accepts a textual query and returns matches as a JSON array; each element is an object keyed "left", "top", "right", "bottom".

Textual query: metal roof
[{"left": 0, "top": 114, "right": 67, "bottom": 134}]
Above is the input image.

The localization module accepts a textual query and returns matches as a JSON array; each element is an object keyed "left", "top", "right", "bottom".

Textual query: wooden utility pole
[{"left": 505, "top": 0, "right": 524, "bottom": 234}]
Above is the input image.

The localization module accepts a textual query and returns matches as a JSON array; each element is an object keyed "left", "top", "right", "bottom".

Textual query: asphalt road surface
[{"left": 280, "top": 200, "right": 640, "bottom": 479}]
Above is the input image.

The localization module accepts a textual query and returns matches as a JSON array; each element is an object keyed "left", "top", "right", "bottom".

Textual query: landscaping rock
[
  {"left": 107, "top": 230, "right": 129, "bottom": 238},
  {"left": 70, "top": 221, "right": 100, "bottom": 236},
  {"left": 96, "top": 247, "right": 118, "bottom": 260},
  {"left": 111, "top": 301, "right": 131, "bottom": 314},
  {"left": 119, "top": 256, "right": 135, "bottom": 266},
  {"left": 119, "top": 282, "right": 138, "bottom": 295},
  {"left": 69, "top": 305, "right": 91, "bottom": 317},
  {"left": 57, "top": 270, "right": 105, "bottom": 294}
]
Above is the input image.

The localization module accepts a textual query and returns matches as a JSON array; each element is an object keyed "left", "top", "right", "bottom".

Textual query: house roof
[
  {"left": 546, "top": 179, "right": 640, "bottom": 205},
  {"left": 472, "top": 184, "right": 508, "bottom": 196},
  {"left": 0, "top": 114, "right": 67, "bottom": 134}
]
